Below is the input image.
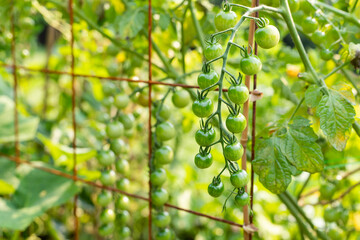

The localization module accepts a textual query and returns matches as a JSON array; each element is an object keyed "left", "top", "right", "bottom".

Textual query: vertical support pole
[
  {"left": 68, "top": 0, "right": 78, "bottom": 239},
  {"left": 147, "top": 0, "right": 153, "bottom": 239}
]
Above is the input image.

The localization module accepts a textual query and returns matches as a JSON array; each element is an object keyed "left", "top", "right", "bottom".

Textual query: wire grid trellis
[{"left": 1, "top": 0, "right": 262, "bottom": 239}]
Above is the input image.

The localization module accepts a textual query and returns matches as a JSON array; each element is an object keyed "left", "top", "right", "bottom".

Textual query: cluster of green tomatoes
[{"left": 192, "top": 3, "right": 280, "bottom": 208}]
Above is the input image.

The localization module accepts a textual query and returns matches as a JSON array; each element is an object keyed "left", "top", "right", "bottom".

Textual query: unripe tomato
[
  {"left": 195, "top": 128, "right": 216, "bottom": 146},
  {"left": 300, "top": 0, "right": 313, "bottom": 14},
  {"left": 320, "top": 184, "right": 336, "bottom": 200},
  {"left": 235, "top": 192, "right": 250, "bottom": 207},
  {"left": 100, "top": 170, "right": 117, "bottom": 186},
  {"left": 116, "top": 178, "right": 130, "bottom": 191},
  {"left": 302, "top": 17, "right": 318, "bottom": 34},
  {"left": 115, "top": 159, "right": 130, "bottom": 175},
  {"left": 215, "top": 10, "right": 237, "bottom": 31},
  {"left": 240, "top": 55, "right": 262, "bottom": 75},
  {"left": 97, "top": 191, "right": 112, "bottom": 206},
  {"left": 98, "top": 150, "right": 116, "bottom": 166},
  {"left": 152, "top": 188, "right": 169, "bottom": 206},
  {"left": 114, "top": 93, "right": 129, "bottom": 109},
  {"left": 204, "top": 42, "right": 223, "bottom": 60},
  {"left": 119, "top": 114, "right": 134, "bottom": 130},
  {"left": 155, "top": 228, "right": 171, "bottom": 240},
  {"left": 119, "top": 226, "right": 131, "bottom": 238},
  {"left": 156, "top": 122, "right": 176, "bottom": 142},
  {"left": 208, "top": 179, "right": 224, "bottom": 197},
  {"left": 289, "top": 0, "right": 300, "bottom": 12},
  {"left": 154, "top": 146, "right": 174, "bottom": 165},
  {"left": 102, "top": 96, "right": 114, "bottom": 109},
  {"left": 324, "top": 207, "right": 341, "bottom": 222},
  {"left": 106, "top": 121, "right": 124, "bottom": 138},
  {"left": 100, "top": 209, "right": 116, "bottom": 224},
  {"left": 255, "top": 25, "right": 280, "bottom": 49},
  {"left": 226, "top": 113, "right": 247, "bottom": 133},
  {"left": 137, "top": 90, "right": 150, "bottom": 107},
  {"left": 311, "top": 30, "right": 325, "bottom": 45},
  {"left": 320, "top": 49, "right": 333, "bottom": 61},
  {"left": 117, "top": 210, "right": 130, "bottom": 225},
  {"left": 327, "top": 226, "right": 343, "bottom": 240},
  {"left": 116, "top": 195, "right": 130, "bottom": 210},
  {"left": 156, "top": 104, "right": 171, "bottom": 121},
  {"left": 228, "top": 84, "right": 249, "bottom": 104},
  {"left": 102, "top": 82, "right": 117, "bottom": 96},
  {"left": 96, "top": 112, "right": 111, "bottom": 123},
  {"left": 151, "top": 168, "right": 167, "bottom": 186},
  {"left": 197, "top": 69, "right": 219, "bottom": 90},
  {"left": 99, "top": 223, "right": 114, "bottom": 237},
  {"left": 230, "top": 170, "right": 249, "bottom": 188},
  {"left": 194, "top": 152, "right": 213, "bottom": 169},
  {"left": 154, "top": 211, "right": 171, "bottom": 228},
  {"left": 192, "top": 98, "right": 214, "bottom": 118},
  {"left": 224, "top": 141, "right": 243, "bottom": 161},
  {"left": 172, "top": 90, "right": 191, "bottom": 108},
  {"left": 110, "top": 139, "right": 128, "bottom": 155}
]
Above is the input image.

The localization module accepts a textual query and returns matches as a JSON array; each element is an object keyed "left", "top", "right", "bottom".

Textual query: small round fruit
[
  {"left": 194, "top": 152, "right": 213, "bottom": 169},
  {"left": 195, "top": 128, "right": 216, "bottom": 146},
  {"left": 327, "top": 226, "right": 343, "bottom": 240},
  {"left": 151, "top": 168, "right": 167, "bottom": 186},
  {"left": 324, "top": 207, "right": 340, "bottom": 222},
  {"left": 97, "top": 191, "right": 112, "bottom": 206},
  {"left": 99, "top": 223, "right": 114, "bottom": 237},
  {"left": 154, "top": 211, "right": 171, "bottom": 228},
  {"left": 240, "top": 55, "right": 262, "bottom": 75},
  {"left": 319, "top": 184, "right": 336, "bottom": 200},
  {"left": 156, "top": 122, "right": 176, "bottom": 141},
  {"left": 117, "top": 210, "right": 130, "bottom": 225},
  {"left": 100, "top": 170, "right": 117, "bottom": 186},
  {"left": 116, "top": 195, "right": 130, "bottom": 210},
  {"left": 172, "top": 90, "right": 191, "bottom": 108},
  {"left": 119, "top": 114, "right": 134, "bottom": 130},
  {"left": 289, "top": 0, "right": 300, "bottom": 11},
  {"left": 204, "top": 42, "right": 223, "bottom": 60},
  {"left": 255, "top": 25, "right": 280, "bottom": 49},
  {"left": 215, "top": 10, "right": 237, "bottom": 31},
  {"left": 115, "top": 159, "right": 130, "bottom": 175},
  {"left": 155, "top": 228, "right": 171, "bottom": 240},
  {"left": 102, "top": 82, "right": 117, "bottom": 96},
  {"left": 102, "top": 96, "right": 114, "bottom": 108},
  {"left": 98, "top": 150, "right": 116, "bottom": 166},
  {"left": 116, "top": 178, "right": 130, "bottom": 191},
  {"left": 157, "top": 104, "right": 171, "bottom": 121},
  {"left": 228, "top": 85, "right": 249, "bottom": 104},
  {"left": 152, "top": 188, "right": 169, "bottom": 206},
  {"left": 137, "top": 90, "right": 150, "bottom": 107},
  {"left": 119, "top": 226, "right": 131, "bottom": 238},
  {"left": 100, "top": 209, "right": 116, "bottom": 224},
  {"left": 192, "top": 98, "right": 214, "bottom": 118},
  {"left": 208, "top": 179, "right": 224, "bottom": 197},
  {"left": 302, "top": 17, "right": 318, "bottom": 34},
  {"left": 224, "top": 141, "right": 243, "bottom": 161},
  {"left": 226, "top": 114, "right": 247, "bottom": 133},
  {"left": 311, "top": 30, "right": 325, "bottom": 45},
  {"left": 235, "top": 192, "right": 250, "bottom": 207},
  {"left": 106, "top": 121, "right": 124, "bottom": 138},
  {"left": 230, "top": 170, "right": 249, "bottom": 188},
  {"left": 197, "top": 69, "right": 219, "bottom": 90},
  {"left": 154, "top": 146, "right": 174, "bottom": 165},
  {"left": 110, "top": 139, "right": 128, "bottom": 155},
  {"left": 320, "top": 49, "right": 333, "bottom": 61}
]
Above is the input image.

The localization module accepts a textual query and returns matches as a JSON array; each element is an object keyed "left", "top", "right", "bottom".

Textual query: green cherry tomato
[
  {"left": 98, "top": 150, "right": 116, "bottom": 166},
  {"left": 226, "top": 113, "right": 247, "bottom": 134},
  {"left": 115, "top": 159, "right": 130, "bottom": 175},
  {"left": 106, "top": 121, "right": 124, "bottom": 138},
  {"left": 240, "top": 55, "right": 262, "bottom": 75},
  {"left": 228, "top": 84, "right": 249, "bottom": 104},
  {"left": 154, "top": 146, "right": 174, "bottom": 165},
  {"left": 117, "top": 210, "right": 130, "bottom": 225},
  {"left": 102, "top": 82, "right": 117, "bottom": 96},
  {"left": 255, "top": 25, "right": 280, "bottom": 49},
  {"left": 230, "top": 170, "right": 249, "bottom": 188},
  {"left": 197, "top": 69, "right": 219, "bottom": 90},
  {"left": 110, "top": 139, "right": 128, "bottom": 155},
  {"left": 208, "top": 179, "right": 224, "bottom": 197},
  {"left": 155, "top": 228, "right": 171, "bottom": 240},
  {"left": 327, "top": 226, "right": 343, "bottom": 240},
  {"left": 215, "top": 10, "right": 237, "bottom": 31},
  {"left": 116, "top": 195, "right": 130, "bottom": 210},
  {"left": 320, "top": 49, "right": 334, "bottom": 61},
  {"left": 99, "top": 223, "right": 114, "bottom": 237},
  {"left": 192, "top": 98, "right": 214, "bottom": 118},
  {"left": 324, "top": 207, "right": 341, "bottom": 222},
  {"left": 102, "top": 96, "right": 114, "bottom": 109},
  {"left": 302, "top": 17, "right": 318, "bottom": 34},
  {"left": 320, "top": 184, "right": 336, "bottom": 200},
  {"left": 311, "top": 30, "right": 325, "bottom": 45},
  {"left": 119, "top": 114, "right": 135, "bottom": 130},
  {"left": 151, "top": 168, "right": 167, "bottom": 186},
  {"left": 119, "top": 226, "right": 131, "bottom": 238},
  {"left": 152, "top": 188, "right": 169, "bottom": 207},
  {"left": 137, "top": 90, "right": 150, "bottom": 107},
  {"left": 100, "top": 170, "right": 117, "bottom": 186},
  {"left": 116, "top": 178, "right": 130, "bottom": 191},
  {"left": 300, "top": 0, "right": 314, "bottom": 14},
  {"left": 235, "top": 192, "right": 250, "bottom": 207},
  {"left": 154, "top": 211, "right": 171, "bottom": 228},
  {"left": 224, "top": 141, "right": 243, "bottom": 161},
  {"left": 100, "top": 209, "right": 116, "bottom": 224},
  {"left": 96, "top": 112, "right": 111, "bottom": 123},
  {"left": 204, "top": 42, "right": 223, "bottom": 60},
  {"left": 157, "top": 104, "right": 171, "bottom": 121},
  {"left": 156, "top": 122, "right": 176, "bottom": 141},
  {"left": 194, "top": 152, "right": 213, "bottom": 169},
  {"left": 172, "top": 90, "right": 191, "bottom": 108},
  {"left": 289, "top": 0, "right": 300, "bottom": 12},
  {"left": 97, "top": 191, "right": 112, "bottom": 206},
  {"left": 195, "top": 128, "right": 216, "bottom": 146}
]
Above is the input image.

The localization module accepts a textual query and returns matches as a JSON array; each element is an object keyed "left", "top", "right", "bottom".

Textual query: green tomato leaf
[
  {"left": 272, "top": 78, "right": 299, "bottom": 105},
  {"left": 305, "top": 84, "right": 323, "bottom": 108},
  {"left": 118, "top": 8, "right": 145, "bottom": 38},
  {"left": 158, "top": 13, "right": 170, "bottom": 31},
  {"left": 316, "top": 89, "right": 355, "bottom": 151}
]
